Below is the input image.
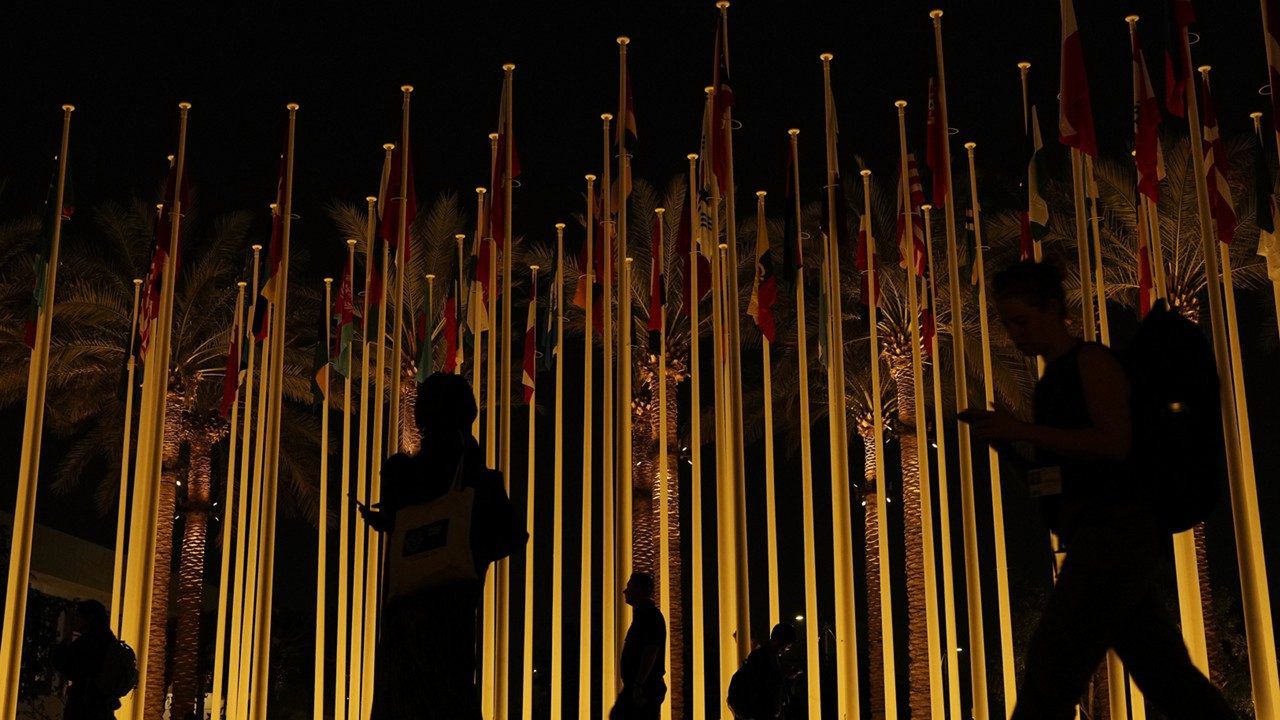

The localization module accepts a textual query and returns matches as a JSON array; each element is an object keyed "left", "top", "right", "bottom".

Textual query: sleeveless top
[{"left": 1032, "top": 341, "right": 1138, "bottom": 539}]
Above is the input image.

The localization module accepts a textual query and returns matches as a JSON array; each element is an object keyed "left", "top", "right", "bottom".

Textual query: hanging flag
[
  {"left": 1267, "top": 0, "right": 1280, "bottom": 137},
  {"left": 816, "top": 230, "right": 831, "bottom": 366},
  {"left": 415, "top": 281, "right": 434, "bottom": 384},
  {"left": 747, "top": 206, "right": 778, "bottom": 341},
  {"left": 920, "top": 270, "right": 937, "bottom": 358},
  {"left": 260, "top": 151, "right": 288, "bottom": 307},
  {"left": 219, "top": 307, "right": 242, "bottom": 418},
  {"left": 490, "top": 77, "right": 521, "bottom": 254},
  {"left": 1255, "top": 124, "right": 1280, "bottom": 281},
  {"left": 469, "top": 212, "right": 490, "bottom": 334},
  {"left": 963, "top": 206, "right": 981, "bottom": 286},
  {"left": 540, "top": 255, "right": 557, "bottom": 372},
  {"left": 1136, "top": 184, "right": 1156, "bottom": 316},
  {"left": 854, "top": 202, "right": 880, "bottom": 307},
  {"left": 444, "top": 277, "right": 462, "bottom": 374},
  {"left": 896, "top": 154, "right": 927, "bottom": 276},
  {"left": 311, "top": 307, "right": 329, "bottom": 406},
  {"left": 140, "top": 158, "right": 186, "bottom": 355},
  {"left": 1201, "top": 76, "right": 1237, "bottom": 246},
  {"left": 1059, "top": 0, "right": 1098, "bottom": 157},
  {"left": 380, "top": 142, "right": 418, "bottom": 265},
  {"left": 698, "top": 93, "right": 718, "bottom": 233},
  {"left": 521, "top": 281, "right": 538, "bottom": 402},
  {"left": 783, "top": 140, "right": 803, "bottom": 279},
  {"left": 648, "top": 214, "right": 667, "bottom": 353},
  {"left": 711, "top": 19, "right": 734, "bottom": 191},
  {"left": 926, "top": 77, "right": 949, "bottom": 206},
  {"left": 24, "top": 158, "right": 75, "bottom": 349},
  {"left": 365, "top": 150, "right": 395, "bottom": 345},
  {"left": 1020, "top": 105, "right": 1050, "bottom": 260},
  {"left": 1164, "top": 0, "right": 1196, "bottom": 118},
  {"left": 1133, "top": 28, "right": 1166, "bottom": 203},
  {"left": 677, "top": 195, "right": 711, "bottom": 317},
  {"left": 332, "top": 255, "right": 355, "bottom": 377},
  {"left": 618, "top": 56, "right": 638, "bottom": 201}
]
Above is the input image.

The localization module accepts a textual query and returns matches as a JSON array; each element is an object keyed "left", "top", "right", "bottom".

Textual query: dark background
[{"left": 3, "top": 1, "right": 1279, "bottom": 718}]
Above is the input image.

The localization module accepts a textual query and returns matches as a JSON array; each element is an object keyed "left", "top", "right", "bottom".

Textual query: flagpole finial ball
[
  {"left": 456, "top": 233, "right": 467, "bottom": 240},
  {"left": 253, "top": 244, "right": 264, "bottom": 252},
  {"left": 1252, "top": 111, "right": 1265, "bottom": 120},
  {"left": 716, "top": 1, "right": 730, "bottom": 10},
  {"left": 365, "top": 196, "right": 377, "bottom": 204},
  {"left": 1198, "top": 65, "right": 1212, "bottom": 75},
  {"left": 476, "top": 187, "right": 488, "bottom": 195},
  {"left": 530, "top": 265, "right": 540, "bottom": 273},
  {"left": 617, "top": 36, "right": 630, "bottom": 46},
  {"left": 134, "top": 278, "right": 144, "bottom": 286},
  {"left": 819, "top": 52, "right": 834, "bottom": 62},
  {"left": 705, "top": 86, "right": 715, "bottom": 95},
  {"left": 626, "top": 257, "right": 634, "bottom": 264},
  {"left": 348, "top": 239, "right": 358, "bottom": 247},
  {"left": 718, "top": 244, "right": 728, "bottom": 250},
  {"left": 922, "top": 204, "right": 933, "bottom": 212},
  {"left": 555, "top": 222, "right": 566, "bottom": 230},
  {"left": 929, "top": 9, "right": 943, "bottom": 19},
  {"left": 586, "top": 174, "right": 597, "bottom": 182},
  {"left": 601, "top": 113, "right": 613, "bottom": 121},
  {"left": 964, "top": 142, "right": 977, "bottom": 150},
  {"left": 286, "top": 103, "right": 299, "bottom": 111},
  {"left": 489, "top": 133, "right": 500, "bottom": 141},
  {"left": 427, "top": 274, "right": 436, "bottom": 280},
  {"left": 383, "top": 143, "right": 396, "bottom": 151},
  {"left": 1018, "top": 61, "right": 1031, "bottom": 70},
  {"left": 788, "top": 128, "right": 799, "bottom": 136},
  {"left": 324, "top": 277, "right": 333, "bottom": 285},
  {"left": 238, "top": 281, "right": 248, "bottom": 288},
  {"left": 656, "top": 207, "right": 666, "bottom": 215},
  {"left": 687, "top": 153, "right": 699, "bottom": 160},
  {"left": 401, "top": 85, "right": 414, "bottom": 93},
  {"left": 179, "top": 102, "right": 192, "bottom": 110},
  {"left": 503, "top": 63, "right": 516, "bottom": 72},
  {"left": 755, "top": 191, "right": 766, "bottom": 198},
  {"left": 860, "top": 169, "right": 871, "bottom": 178},
  {"left": 62, "top": 104, "right": 75, "bottom": 113},
  {"left": 895, "top": 100, "right": 907, "bottom": 109}
]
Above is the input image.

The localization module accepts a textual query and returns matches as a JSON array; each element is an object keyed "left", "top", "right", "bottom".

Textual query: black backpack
[
  {"left": 95, "top": 640, "right": 139, "bottom": 700},
  {"left": 1122, "top": 300, "right": 1224, "bottom": 533}
]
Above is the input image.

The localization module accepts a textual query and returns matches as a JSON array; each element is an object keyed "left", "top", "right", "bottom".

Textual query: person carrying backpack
[
  {"left": 358, "top": 373, "right": 527, "bottom": 720},
  {"left": 727, "top": 623, "right": 796, "bottom": 719},
  {"left": 960, "top": 262, "right": 1236, "bottom": 720},
  {"left": 51, "top": 600, "right": 135, "bottom": 720}
]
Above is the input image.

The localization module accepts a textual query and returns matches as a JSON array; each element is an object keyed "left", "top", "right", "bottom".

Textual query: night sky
[{"left": 4, "top": 0, "right": 1280, "bottom": 717}]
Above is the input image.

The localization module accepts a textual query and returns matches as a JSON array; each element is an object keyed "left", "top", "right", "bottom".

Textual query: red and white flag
[
  {"left": 1059, "top": 0, "right": 1098, "bottom": 157},
  {"left": 521, "top": 278, "right": 537, "bottom": 402},
  {"left": 1201, "top": 75, "right": 1237, "bottom": 246},
  {"left": 1132, "top": 28, "right": 1165, "bottom": 203},
  {"left": 854, "top": 205, "right": 880, "bottom": 307},
  {"left": 896, "top": 154, "right": 927, "bottom": 277},
  {"left": 1165, "top": 0, "right": 1196, "bottom": 118},
  {"left": 1136, "top": 196, "right": 1156, "bottom": 316}
]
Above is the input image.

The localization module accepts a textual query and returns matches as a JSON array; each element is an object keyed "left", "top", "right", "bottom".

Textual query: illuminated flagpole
[
  {"left": 710, "top": 223, "right": 736, "bottom": 720},
  {"left": 579, "top": 175, "right": 597, "bottom": 719},
  {"left": 119, "top": 102, "right": 186, "bottom": 720},
  {"left": 752, "top": 191, "right": 779, "bottom": 632},
  {"left": 964, "top": 141, "right": 1018, "bottom": 717},
  {"left": 1200, "top": 65, "right": 1280, "bottom": 713},
  {"left": 210, "top": 281, "right": 246, "bottom": 720},
  {"left": 481, "top": 176, "right": 499, "bottom": 719},
  {"left": 654, "top": 206, "right": 673, "bottom": 720},
  {"left": 684, "top": 153, "right": 708, "bottom": 720},
  {"left": 1125, "top": 14, "right": 1168, "bottom": 304},
  {"left": 921, "top": 204, "right": 961, "bottom": 720},
  {"left": 315, "top": 278, "right": 332, "bottom": 720},
  {"left": 786, "top": 129, "right": 823, "bottom": 713},
  {"left": 496, "top": 64, "right": 518, "bottom": 720},
  {"left": 334, "top": 238, "right": 356, "bottom": 720},
  {"left": 520, "top": 265, "right": 538, "bottom": 720},
  {"left": 472, "top": 189, "right": 487, "bottom": 437},
  {"left": 928, "top": 12, "right": 989, "bottom": 717},
  {"left": 819, "top": 51, "right": 859, "bottom": 716},
  {"left": 250, "top": 101, "right": 299, "bottom": 720},
  {"left": 859, "top": 168, "right": 905, "bottom": 720},
  {"left": 615, "top": 39, "right": 636, "bottom": 655},
  {"left": 1085, "top": 156, "right": 1111, "bottom": 343},
  {"left": 111, "top": 276, "right": 143, "bottom": 635},
  {"left": 897, "top": 103, "right": 951, "bottom": 720},
  {"left": 600, "top": 112, "right": 619, "bottom": 705},
  {"left": 390, "top": 86, "right": 413, "bottom": 458},
  {"left": 228, "top": 244, "right": 263, "bottom": 720},
  {"left": 550, "top": 222, "right": 566, "bottom": 718},
  {"left": 455, "top": 235, "right": 467, "bottom": 374}
]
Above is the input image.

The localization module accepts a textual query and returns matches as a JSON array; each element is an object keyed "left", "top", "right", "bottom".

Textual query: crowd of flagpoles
[{"left": 7, "top": 1, "right": 1280, "bottom": 720}]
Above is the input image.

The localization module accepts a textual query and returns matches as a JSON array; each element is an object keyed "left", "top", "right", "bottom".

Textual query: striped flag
[
  {"left": 1136, "top": 183, "right": 1156, "bottom": 316},
  {"left": 747, "top": 204, "right": 777, "bottom": 341},
  {"left": 648, "top": 213, "right": 667, "bottom": 352},
  {"left": 140, "top": 158, "right": 185, "bottom": 355},
  {"left": 896, "top": 153, "right": 927, "bottom": 276},
  {"left": 490, "top": 76, "right": 521, "bottom": 254},
  {"left": 1164, "top": 0, "right": 1196, "bottom": 118},
  {"left": 1021, "top": 105, "right": 1050, "bottom": 259},
  {"left": 1255, "top": 123, "right": 1280, "bottom": 281},
  {"left": 678, "top": 190, "right": 710, "bottom": 317},
  {"left": 521, "top": 279, "right": 538, "bottom": 402},
  {"left": 1201, "top": 75, "right": 1237, "bottom": 246},
  {"left": 711, "top": 18, "right": 734, "bottom": 192},
  {"left": 926, "top": 77, "right": 948, "bottom": 207},
  {"left": 332, "top": 254, "right": 355, "bottom": 377},
  {"left": 414, "top": 281, "right": 434, "bottom": 384},
  {"left": 1059, "top": 0, "right": 1098, "bottom": 157},
  {"left": 24, "top": 158, "right": 74, "bottom": 348},
  {"left": 380, "top": 142, "right": 417, "bottom": 265},
  {"left": 854, "top": 202, "right": 880, "bottom": 307},
  {"left": 1132, "top": 28, "right": 1166, "bottom": 203}
]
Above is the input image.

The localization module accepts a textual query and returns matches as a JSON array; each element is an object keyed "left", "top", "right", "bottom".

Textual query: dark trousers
[{"left": 1012, "top": 514, "right": 1237, "bottom": 720}]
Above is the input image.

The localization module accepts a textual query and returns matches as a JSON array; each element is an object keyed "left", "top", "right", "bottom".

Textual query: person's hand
[{"left": 960, "top": 406, "right": 1028, "bottom": 445}]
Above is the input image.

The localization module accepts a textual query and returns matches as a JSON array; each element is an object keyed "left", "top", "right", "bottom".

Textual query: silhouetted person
[
  {"left": 962, "top": 262, "right": 1235, "bottom": 720},
  {"left": 611, "top": 572, "right": 666, "bottom": 720},
  {"left": 51, "top": 600, "right": 120, "bottom": 720},
  {"left": 727, "top": 622, "right": 797, "bottom": 719},
  {"left": 360, "top": 373, "right": 526, "bottom": 720}
]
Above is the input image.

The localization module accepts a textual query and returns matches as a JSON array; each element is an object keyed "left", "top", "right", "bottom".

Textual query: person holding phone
[{"left": 962, "top": 262, "right": 1234, "bottom": 720}]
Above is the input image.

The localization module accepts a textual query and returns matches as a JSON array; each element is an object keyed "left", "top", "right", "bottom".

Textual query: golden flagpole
[
  {"left": 1085, "top": 156, "right": 1111, "bottom": 343},
  {"left": 119, "top": 103, "right": 187, "bottom": 720},
  {"left": 496, "top": 65, "right": 518, "bottom": 720},
  {"left": 1125, "top": 15, "right": 1168, "bottom": 304},
  {"left": 520, "top": 266, "right": 539, "bottom": 720},
  {"left": 456, "top": 235, "right": 467, "bottom": 374},
  {"left": 928, "top": 13, "right": 990, "bottom": 717},
  {"left": 228, "top": 244, "right": 263, "bottom": 720},
  {"left": 860, "top": 168, "right": 905, "bottom": 720},
  {"left": 964, "top": 141, "right": 1018, "bottom": 716},
  {"left": 718, "top": 5, "right": 752, "bottom": 662},
  {"left": 600, "top": 112, "right": 619, "bottom": 706},
  {"left": 754, "top": 191, "right": 780, "bottom": 631},
  {"left": 250, "top": 102, "right": 299, "bottom": 720},
  {"left": 348, "top": 191, "right": 381, "bottom": 720},
  {"left": 896, "top": 103, "right": 947, "bottom": 720},
  {"left": 480, "top": 183, "right": 498, "bottom": 720},
  {"left": 819, "top": 52, "right": 859, "bottom": 716},
  {"left": 685, "top": 153, "right": 708, "bottom": 720},
  {"left": 210, "top": 281, "right": 246, "bottom": 720},
  {"left": 335, "top": 238, "right": 356, "bottom": 720},
  {"left": 710, "top": 223, "right": 737, "bottom": 720},
  {"left": 1185, "top": 38, "right": 1280, "bottom": 715},
  {"left": 390, "top": 86, "right": 413, "bottom": 456},
  {"left": 579, "top": 176, "right": 598, "bottom": 719},
  {"left": 472, "top": 189, "right": 487, "bottom": 435},
  {"left": 550, "top": 223, "right": 566, "bottom": 718},
  {"left": 654, "top": 207, "right": 673, "bottom": 720},
  {"left": 921, "top": 204, "right": 962, "bottom": 720},
  {"left": 615, "top": 48, "right": 635, "bottom": 644},
  {"left": 787, "top": 129, "right": 823, "bottom": 713},
  {"left": 111, "top": 276, "right": 143, "bottom": 635},
  {"left": 1069, "top": 148, "right": 1097, "bottom": 340},
  {"left": 315, "top": 278, "right": 333, "bottom": 720}
]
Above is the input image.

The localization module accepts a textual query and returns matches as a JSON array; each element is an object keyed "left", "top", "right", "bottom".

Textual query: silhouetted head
[
  {"left": 414, "top": 373, "right": 478, "bottom": 440},
  {"left": 993, "top": 261, "right": 1072, "bottom": 358},
  {"left": 769, "top": 622, "right": 797, "bottom": 654},
  {"left": 73, "top": 599, "right": 109, "bottom": 633},
  {"left": 623, "top": 571, "right": 655, "bottom": 608}
]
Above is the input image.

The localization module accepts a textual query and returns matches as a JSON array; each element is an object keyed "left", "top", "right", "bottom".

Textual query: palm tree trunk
[
  {"left": 889, "top": 353, "right": 929, "bottom": 720},
  {"left": 400, "top": 376, "right": 419, "bottom": 454},
  {"left": 857, "top": 419, "right": 885, "bottom": 720},
  {"left": 172, "top": 430, "right": 214, "bottom": 717},
  {"left": 146, "top": 392, "right": 184, "bottom": 720},
  {"left": 1193, "top": 523, "right": 1224, "bottom": 686}
]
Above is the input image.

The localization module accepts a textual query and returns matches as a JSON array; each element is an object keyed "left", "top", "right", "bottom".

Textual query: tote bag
[{"left": 386, "top": 459, "right": 479, "bottom": 599}]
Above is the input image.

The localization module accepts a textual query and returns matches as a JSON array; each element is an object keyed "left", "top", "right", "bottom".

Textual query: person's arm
[
  {"left": 631, "top": 646, "right": 661, "bottom": 703},
  {"left": 965, "top": 346, "right": 1131, "bottom": 462}
]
